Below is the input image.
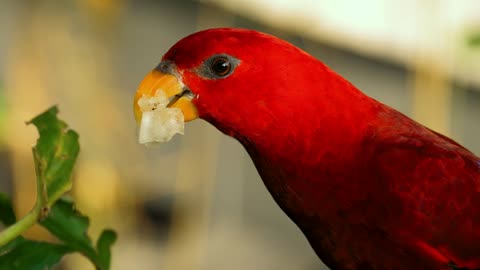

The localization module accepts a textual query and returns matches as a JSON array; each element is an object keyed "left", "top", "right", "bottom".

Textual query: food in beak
[{"left": 137, "top": 89, "right": 184, "bottom": 144}]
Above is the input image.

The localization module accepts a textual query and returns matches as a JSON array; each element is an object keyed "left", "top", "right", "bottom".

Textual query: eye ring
[
  {"left": 199, "top": 54, "right": 239, "bottom": 79},
  {"left": 210, "top": 56, "right": 232, "bottom": 77}
]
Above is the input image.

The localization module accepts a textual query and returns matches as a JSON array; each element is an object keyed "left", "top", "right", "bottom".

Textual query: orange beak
[{"left": 133, "top": 70, "right": 199, "bottom": 122}]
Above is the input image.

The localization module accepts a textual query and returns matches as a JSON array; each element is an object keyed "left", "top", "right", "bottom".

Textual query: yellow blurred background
[{"left": 0, "top": 0, "right": 479, "bottom": 269}]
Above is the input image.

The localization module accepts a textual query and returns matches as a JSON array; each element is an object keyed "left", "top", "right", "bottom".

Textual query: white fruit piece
[{"left": 137, "top": 90, "right": 185, "bottom": 144}]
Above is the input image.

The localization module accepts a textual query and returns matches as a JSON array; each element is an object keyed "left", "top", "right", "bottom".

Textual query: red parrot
[{"left": 133, "top": 28, "right": 480, "bottom": 270}]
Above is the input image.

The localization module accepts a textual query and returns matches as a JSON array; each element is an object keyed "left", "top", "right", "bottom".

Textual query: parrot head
[
  {"left": 134, "top": 28, "right": 369, "bottom": 151},
  {"left": 134, "top": 28, "right": 348, "bottom": 141}
]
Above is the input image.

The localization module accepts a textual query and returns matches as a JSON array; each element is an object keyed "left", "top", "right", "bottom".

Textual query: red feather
[{"left": 161, "top": 28, "right": 480, "bottom": 270}]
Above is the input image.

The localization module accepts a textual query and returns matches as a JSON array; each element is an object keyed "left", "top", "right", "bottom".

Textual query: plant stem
[
  {"left": 0, "top": 204, "right": 41, "bottom": 246},
  {"left": 0, "top": 148, "right": 47, "bottom": 247}
]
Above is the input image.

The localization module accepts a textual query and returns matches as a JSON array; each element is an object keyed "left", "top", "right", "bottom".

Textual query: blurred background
[{"left": 0, "top": 0, "right": 479, "bottom": 269}]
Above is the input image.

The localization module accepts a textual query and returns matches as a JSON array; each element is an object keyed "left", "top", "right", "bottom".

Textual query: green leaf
[
  {"left": 0, "top": 107, "right": 116, "bottom": 270},
  {"left": 40, "top": 198, "right": 96, "bottom": 258},
  {"left": 0, "top": 237, "right": 73, "bottom": 270},
  {"left": 41, "top": 198, "right": 116, "bottom": 270},
  {"left": 0, "top": 106, "right": 80, "bottom": 247},
  {"left": 0, "top": 193, "right": 16, "bottom": 227},
  {"left": 95, "top": 230, "right": 117, "bottom": 270},
  {"left": 0, "top": 236, "right": 24, "bottom": 255},
  {"left": 28, "top": 106, "right": 80, "bottom": 206},
  {"left": 0, "top": 198, "right": 116, "bottom": 270}
]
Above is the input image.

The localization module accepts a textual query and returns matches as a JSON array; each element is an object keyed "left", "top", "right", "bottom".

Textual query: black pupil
[{"left": 212, "top": 58, "right": 230, "bottom": 76}]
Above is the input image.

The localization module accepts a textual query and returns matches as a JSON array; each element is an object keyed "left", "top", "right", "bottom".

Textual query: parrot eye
[
  {"left": 199, "top": 54, "right": 239, "bottom": 79},
  {"left": 210, "top": 57, "right": 231, "bottom": 77}
]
